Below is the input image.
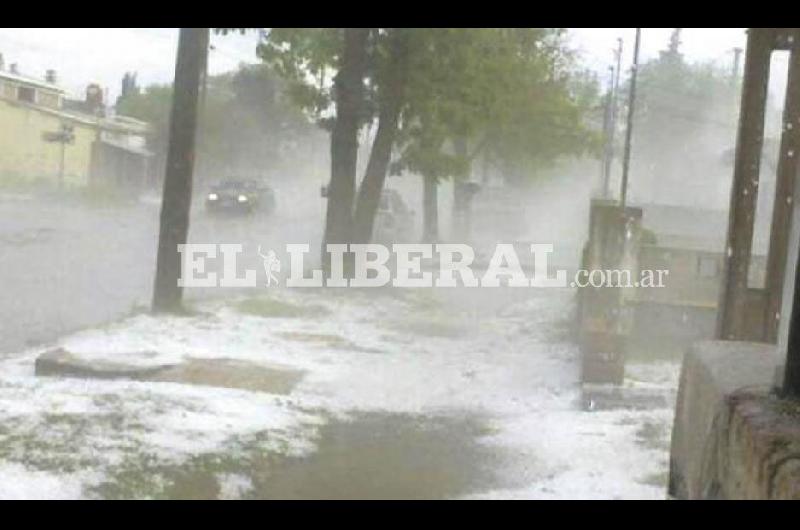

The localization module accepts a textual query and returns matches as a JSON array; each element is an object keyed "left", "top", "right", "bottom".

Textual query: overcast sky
[
  {"left": 571, "top": 28, "right": 746, "bottom": 75},
  {"left": 0, "top": 28, "right": 257, "bottom": 100},
  {"left": 0, "top": 28, "right": 754, "bottom": 102}
]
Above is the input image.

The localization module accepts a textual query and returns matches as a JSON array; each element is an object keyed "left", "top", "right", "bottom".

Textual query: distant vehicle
[
  {"left": 320, "top": 185, "right": 414, "bottom": 242},
  {"left": 372, "top": 189, "right": 415, "bottom": 243},
  {"left": 205, "top": 179, "right": 276, "bottom": 216}
]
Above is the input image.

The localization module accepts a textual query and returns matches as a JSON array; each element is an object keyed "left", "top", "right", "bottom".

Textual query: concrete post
[
  {"left": 579, "top": 199, "right": 642, "bottom": 385},
  {"left": 717, "top": 28, "right": 773, "bottom": 341},
  {"left": 765, "top": 43, "right": 800, "bottom": 343}
]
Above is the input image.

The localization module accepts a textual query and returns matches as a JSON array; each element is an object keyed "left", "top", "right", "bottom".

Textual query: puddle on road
[
  {"left": 241, "top": 412, "right": 520, "bottom": 500},
  {"left": 160, "top": 412, "right": 523, "bottom": 500},
  {"left": 152, "top": 358, "right": 306, "bottom": 395}
]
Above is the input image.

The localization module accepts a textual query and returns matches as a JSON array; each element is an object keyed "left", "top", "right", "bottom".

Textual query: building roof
[
  {"left": 101, "top": 114, "right": 149, "bottom": 135},
  {"left": 0, "top": 87, "right": 149, "bottom": 136},
  {"left": 0, "top": 69, "right": 64, "bottom": 93},
  {"left": 0, "top": 66, "right": 148, "bottom": 136}
]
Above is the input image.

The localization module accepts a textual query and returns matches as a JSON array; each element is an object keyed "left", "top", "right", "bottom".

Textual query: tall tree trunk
[
  {"left": 322, "top": 28, "right": 369, "bottom": 276},
  {"left": 152, "top": 28, "right": 209, "bottom": 313},
  {"left": 422, "top": 174, "right": 439, "bottom": 242},
  {"left": 353, "top": 29, "right": 410, "bottom": 244},
  {"left": 452, "top": 136, "right": 472, "bottom": 241}
]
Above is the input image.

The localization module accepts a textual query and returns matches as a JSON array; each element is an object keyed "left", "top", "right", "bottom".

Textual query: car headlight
[
  {"left": 237, "top": 194, "right": 248, "bottom": 203},
  {"left": 207, "top": 193, "right": 218, "bottom": 201}
]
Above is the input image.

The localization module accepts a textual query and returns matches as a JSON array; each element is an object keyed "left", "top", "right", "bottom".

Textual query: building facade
[{"left": 0, "top": 64, "right": 151, "bottom": 189}]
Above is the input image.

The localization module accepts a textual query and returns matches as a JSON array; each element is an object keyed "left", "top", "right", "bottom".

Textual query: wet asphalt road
[{"left": 0, "top": 191, "right": 323, "bottom": 354}]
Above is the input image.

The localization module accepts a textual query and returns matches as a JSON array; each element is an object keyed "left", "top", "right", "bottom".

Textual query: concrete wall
[
  {"left": 669, "top": 340, "right": 800, "bottom": 499},
  {"left": 637, "top": 245, "right": 722, "bottom": 308},
  {"left": 630, "top": 245, "right": 768, "bottom": 358},
  {"left": 0, "top": 98, "right": 96, "bottom": 187},
  {"left": 89, "top": 141, "right": 149, "bottom": 190}
]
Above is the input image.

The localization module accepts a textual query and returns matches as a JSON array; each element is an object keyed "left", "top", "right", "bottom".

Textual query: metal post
[
  {"left": 765, "top": 42, "right": 800, "bottom": 343},
  {"left": 716, "top": 28, "right": 773, "bottom": 340},
  {"left": 600, "top": 67, "right": 614, "bottom": 197},
  {"left": 620, "top": 29, "right": 641, "bottom": 210},
  {"left": 785, "top": 200, "right": 800, "bottom": 397},
  {"left": 603, "top": 38, "right": 623, "bottom": 199},
  {"left": 732, "top": 47, "right": 743, "bottom": 83},
  {"left": 781, "top": 39, "right": 800, "bottom": 397}
]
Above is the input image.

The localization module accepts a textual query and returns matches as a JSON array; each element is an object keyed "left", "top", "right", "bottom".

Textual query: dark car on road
[{"left": 205, "top": 179, "right": 276, "bottom": 216}]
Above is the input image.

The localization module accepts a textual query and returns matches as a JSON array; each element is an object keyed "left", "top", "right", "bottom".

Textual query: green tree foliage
[
  {"left": 257, "top": 28, "right": 344, "bottom": 128},
  {"left": 259, "top": 29, "right": 598, "bottom": 181},
  {"left": 117, "top": 63, "right": 322, "bottom": 184},
  {"left": 258, "top": 28, "right": 599, "bottom": 242},
  {"left": 627, "top": 28, "right": 740, "bottom": 206},
  {"left": 395, "top": 29, "right": 600, "bottom": 187},
  {"left": 117, "top": 83, "right": 173, "bottom": 167}
]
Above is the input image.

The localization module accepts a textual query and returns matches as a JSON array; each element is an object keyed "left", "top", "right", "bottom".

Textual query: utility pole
[
  {"left": 152, "top": 28, "right": 209, "bottom": 313},
  {"left": 732, "top": 47, "right": 744, "bottom": 84},
  {"left": 613, "top": 37, "right": 623, "bottom": 100},
  {"left": 620, "top": 28, "right": 641, "bottom": 210},
  {"left": 600, "top": 66, "right": 614, "bottom": 196},
  {"left": 602, "top": 38, "right": 624, "bottom": 198}
]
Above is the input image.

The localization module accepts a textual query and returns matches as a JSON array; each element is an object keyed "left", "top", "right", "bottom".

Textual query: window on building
[
  {"left": 17, "top": 86, "right": 35, "bottom": 103},
  {"left": 697, "top": 256, "right": 719, "bottom": 278}
]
